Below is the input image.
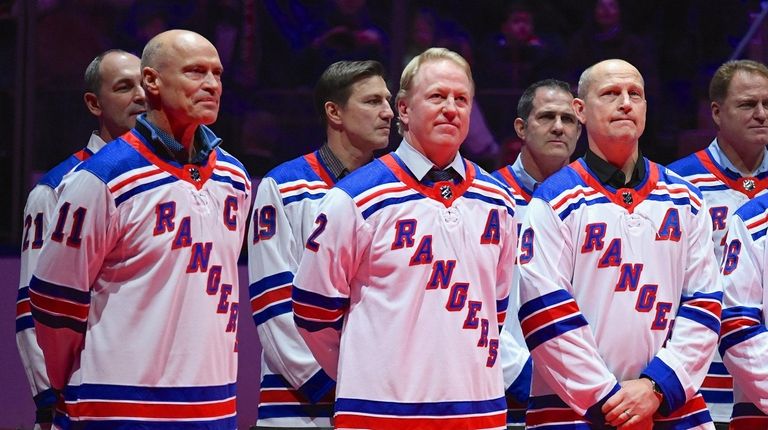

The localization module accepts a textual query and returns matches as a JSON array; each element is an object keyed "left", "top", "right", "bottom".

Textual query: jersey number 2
[{"left": 306, "top": 213, "right": 327, "bottom": 252}]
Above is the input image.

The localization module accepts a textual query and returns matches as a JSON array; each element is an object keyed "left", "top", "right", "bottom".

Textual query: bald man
[
  {"left": 16, "top": 49, "right": 144, "bottom": 430},
  {"left": 516, "top": 59, "right": 721, "bottom": 429},
  {"left": 28, "top": 30, "right": 251, "bottom": 429}
]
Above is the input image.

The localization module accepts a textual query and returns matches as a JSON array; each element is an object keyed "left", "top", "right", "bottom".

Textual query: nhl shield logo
[
  {"left": 189, "top": 167, "right": 202, "bottom": 182},
  {"left": 440, "top": 185, "right": 453, "bottom": 200},
  {"left": 622, "top": 191, "right": 633, "bottom": 205},
  {"left": 743, "top": 178, "right": 756, "bottom": 191}
]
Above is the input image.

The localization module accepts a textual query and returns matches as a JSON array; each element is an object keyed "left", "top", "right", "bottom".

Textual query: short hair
[
  {"left": 709, "top": 59, "right": 768, "bottom": 104},
  {"left": 84, "top": 49, "right": 131, "bottom": 95},
  {"left": 577, "top": 64, "right": 596, "bottom": 100},
  {"left": 314, "top": 60, "right": 386, "bottom": 127},
  {"left": 517, "top": 79, "right": 573, "bottom": 122},
  {"left": 396, "top": 47, "right": 474, "bottom": 135}
]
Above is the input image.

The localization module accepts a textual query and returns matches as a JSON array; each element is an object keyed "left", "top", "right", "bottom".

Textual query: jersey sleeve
[
  {"left": 517, "top": 198, "right": 620, "bottom": 422},
  {"left": 29, "top": 171, "right": 119, "bottom": 391},
  {"left": 247, "top": 177, "right": 334, "bottom": 402},
  {"left": 16, "top": 184, "right": 59, "bottom": 412},
  {"left": 719, "top": 210, "right": 768, "bottom": 414},
  {"left": 640, "top": 199, "right": 723, "bottom": 414},
  {"left": 292, "top": 188, "right": 367, "bottom": 380}
]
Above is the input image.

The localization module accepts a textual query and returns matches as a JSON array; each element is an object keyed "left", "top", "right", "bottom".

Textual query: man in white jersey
[
  {"left": 248, "top": 60, "right": 393, "bottom": 428},
  {"left": 29, "top": 30, "right": 250, "bottom": 429},
  {"left": 15, "top": 49, "right": 144, "bottom": 430},
  {"left": 292, "top": 47, "right": 517, "bottom": 430},
  {"left": 719, "top": 193, "right": 768, "bottom": 430},
  {"left": 492, "top": 78, "right": 581, "bottom": 428},
  {"left": 517, "top": 59, "right": 721, "bottom": 429},
  {"left": 668, "top": 59, "right": 768, "bottom": 429}
]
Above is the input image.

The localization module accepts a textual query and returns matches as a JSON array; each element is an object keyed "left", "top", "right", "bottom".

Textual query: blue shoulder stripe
[
  {"left": 75, "top": 138, "right": 154, "bottom": 185},
  {"left": 266, "top": 152, "right": 323, "bottom": 184},
  {"left": 38, "top": 155, "right": 82, "bottom": 189}
]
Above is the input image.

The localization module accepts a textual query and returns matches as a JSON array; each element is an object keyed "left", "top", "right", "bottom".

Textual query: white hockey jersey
[
  {"left": 29, "top": 121, "right": 251, "bottom": 429},
  {"left": 248, "top": 150, "right": 338, "bottom": 427},
  {"left": 518, "top": 158, "right": 721, "bottom": 429},
  {"left": 491, "top": 162, "right": 535, "bottom": 426},
  {"left": 719, "top": 195, "right": 768, "bottom": 429},
  {"left": 668, "top": 140, "right": 768, "bottom": 423},
  {"left": 16, "top": 133, "right": 106, "bottom": 429},
  {"left": 293, "top": 150, "right": 517, "bottom": 430}
]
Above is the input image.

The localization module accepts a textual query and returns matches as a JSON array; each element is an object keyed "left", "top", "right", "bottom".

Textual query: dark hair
[
  {"left": 84, "top": 49, "right": 132, "bottom": 95},
  {"left": 314, "top": 60, "right": 386, "bottom": 126},
  {"left": 710, "top": 59, "right": 768, "bottom": 104},
  {"left": 517, "top": 78, "right": 573, "bottom": 121}
]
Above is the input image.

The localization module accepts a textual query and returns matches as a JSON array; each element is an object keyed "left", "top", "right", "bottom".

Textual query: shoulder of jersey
[
  {"left": 37, "top": 153, "right": 85, "bottom": 190},
  {"left": 215, "top": 146, "right": 251, "bottom": 181},
  {"left": 264, "top": 153, "right": 323, "bottom": 185},
  {"left": 733, "top": 194, "right": 768, "bottom": 241},
  {"left": 735, "top": 193, "right": 768, "bottom": 223},
  {"left": 658, "top": 163, "right": 704, "bottom": 200},
  {"left": 532, "top": 161, "right": 585, "bottom": 202},
  {"left": 334, "top": 158, "right": 400, "bottom": 199},
  {"left": 475, "top": 164, "right": 514, "bottom": 196},
  {"left": 73, "top": 134, "right": 154, "bottom": 185},
  {"left": 666, "top": 151, "right": 705, "bottom": 177}
]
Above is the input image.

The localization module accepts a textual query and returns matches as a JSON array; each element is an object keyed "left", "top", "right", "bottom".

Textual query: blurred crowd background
[{"left": 3, "top": 0, "right": 768, "bottom": 247}]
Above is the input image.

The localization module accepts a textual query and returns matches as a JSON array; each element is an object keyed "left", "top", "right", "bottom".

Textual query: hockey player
[
  {"left": 719, "top": 193, "right": 768, "bottom": 429},
  {"left": 517, "top": 59, "right": 721, "bottom": 429},
  {"left": 292, "top": 47, "right": 517, "bottom": 430},
  {"left": 16, "top": 49, "right": 144, "bottom": 430},
  {"left": 247, "top": 60, "right": 393, "bottom": 428},
  {"left": 491, "top": 78, "right": 581, "bottom": 428},
  {"left": 29, "top": 30, "right": 250, "bottom": 429},
  {"left": 668, "top": 59, "right": 768, "bottom": 428}
]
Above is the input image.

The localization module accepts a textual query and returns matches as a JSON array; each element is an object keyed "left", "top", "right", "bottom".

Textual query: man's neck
[
  {"left": 520, "top": 148, "right": 568, "bottom": 182},
  {"left": 147, "top": 111, "right": 197, "bottom": 149},
  {"left": 717, "top": 136, "right": 765, "bottom": 175},
  {"left": 589, "top": 141, "right": 638, "bottom": 182},
  {"left": 326, "top": 134, "right": 374, "bottom": 172}
]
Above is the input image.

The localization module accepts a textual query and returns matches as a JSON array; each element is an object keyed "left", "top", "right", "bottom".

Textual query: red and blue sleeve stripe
[
  {"left": 55, "top": 382, "right": 236, "bottom": 429},
  {"left": 518, "top": 289, "right": 588, "bottom": 351},
  {"left": 249, "top": 271, "right": 293, "bottom": 326},
  {"left": 730, "top": 402, "right": 768, "bottom": 429},
  {"left": 29, "top": 276, "right": 90, "bottom": 333},
  {"left": 15, "top": 286, "right": 34, "bottom": 332},
  {"left": 496, "top": 295, "right": 509, "bottom": 328},
  {"left": 719, "top": 306, "right": 765, "bottom": 356},
  {"left": 334, "top": 396, "right": 506, "bottom": 430},
  {"left": 677, "top": 291, "right": 722, "bottom": 334},
  {"left": 292, "top": 287, "right": 348, "bottom": 332}
]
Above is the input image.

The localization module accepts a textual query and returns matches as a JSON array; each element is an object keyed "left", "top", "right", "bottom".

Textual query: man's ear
[
  {"left": 397, "top": 98, "right": 409, "bottom": 128},
  {"left": 325, "top": 101, "right": 342, "bottom": 127},
  {"left": 711, "top": 101, "right": 722, "bottom": 130},
  {"left": 142, "top": 66, "right": 160, "bottom": 96},
  {"left": 84, "top": 92, "right": 101, "bottom": 117},
  {"left": 513, "top": 117, "right": 526, "bottom": 140},
  {"left": 573, "top": 98, "right": 587, "bottom": 125}
]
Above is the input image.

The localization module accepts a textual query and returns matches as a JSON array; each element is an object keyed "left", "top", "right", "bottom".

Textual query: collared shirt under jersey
[
  {"left": 511, "top": 154, "right": 540, "bottom": 192},
  {"left": 318, "top": 143, "right": 353, "bottom": 181},
  {"left": 584, "top": 147, "right": 646, "bottom": 188},
  {"left": 136, "top": 114, "right": 220, "bottom": 165},
  {"left": 394, "top": 139, "right": 466, "bottom": 182},
  {"left": 707, "top": 138, "right": 768, "bottom": 176}
]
